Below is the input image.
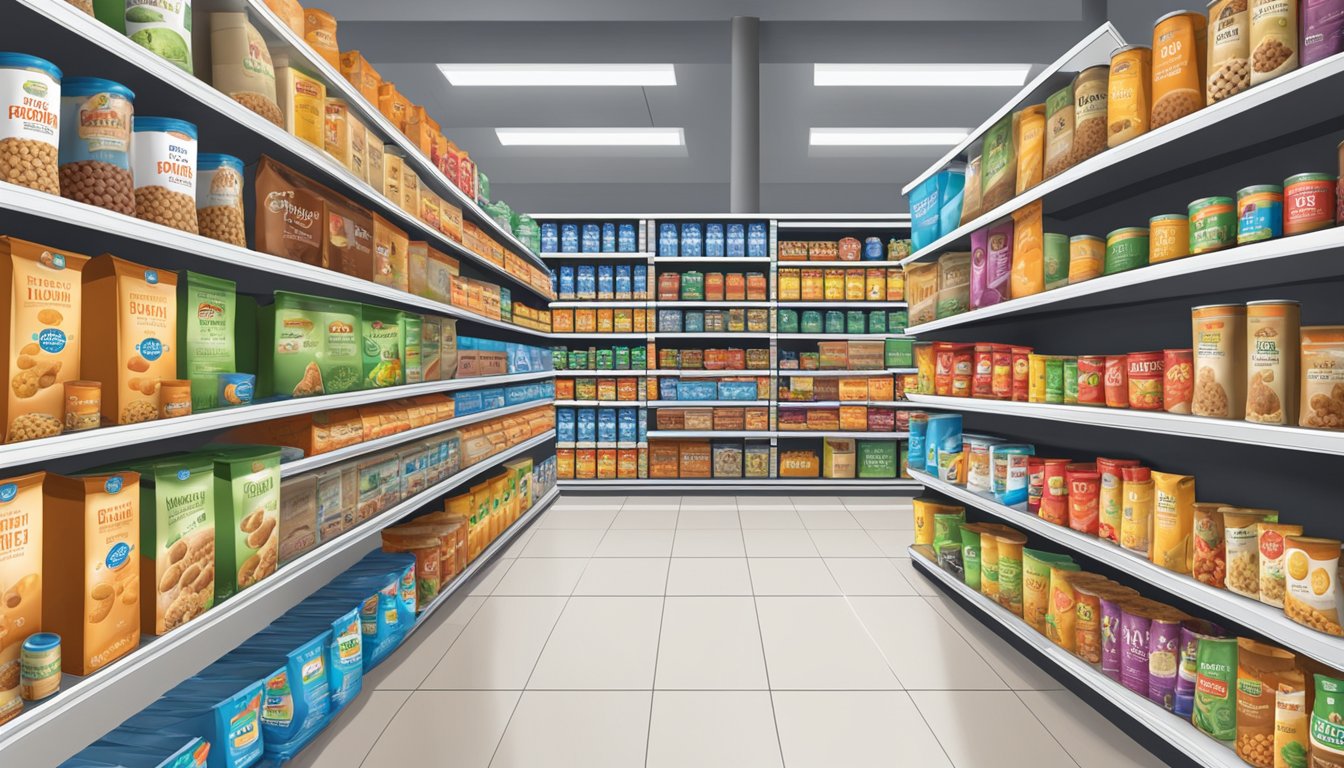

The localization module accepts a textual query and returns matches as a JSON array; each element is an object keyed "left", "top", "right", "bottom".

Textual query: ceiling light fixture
[
  {"left": 440, "top": 63, "right": 676, "bottom": 87},
  {"left": 809, "top": 127, "right": 969, "bottom": 146},
  {"left": 814, "top": 63, "right": 1031, "bottom": 87},
  {"left": 495, "top": 127, "right": 685, "bottom": 146}
]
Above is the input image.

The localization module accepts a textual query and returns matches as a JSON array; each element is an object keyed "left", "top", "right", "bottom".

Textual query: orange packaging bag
[{"left": 1010, "top": 200, "right": 1044, "bottom": 299}]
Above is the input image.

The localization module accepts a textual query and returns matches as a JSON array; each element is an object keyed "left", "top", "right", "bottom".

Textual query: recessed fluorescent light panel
[
  {"left": 495, "top": 127, "right": 685, "bottom": 146},
  {"left": 809, "top": 128, "right": 969, "bottom": 146},
  {"left": 814, "top": 63, "right": 1031, "bottom": 87},
  {"left": 440, "top": 63, "right": 676, "bottom": 87}
]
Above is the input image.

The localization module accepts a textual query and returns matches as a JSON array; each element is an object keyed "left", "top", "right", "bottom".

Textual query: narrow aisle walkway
[{"left": 294, "top": 494, "right": 1166, "bottom": 768}]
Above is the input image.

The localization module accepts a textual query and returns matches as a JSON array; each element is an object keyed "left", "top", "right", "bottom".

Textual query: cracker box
[
  {"left": 83, "top": 255, "right": 178, "bottom": 426},
  {"left": 0, "top": 471, "right": 44, "bottom": 721},
  {"left": 823, "top": 438, "right": 857, "bottom": 479}
]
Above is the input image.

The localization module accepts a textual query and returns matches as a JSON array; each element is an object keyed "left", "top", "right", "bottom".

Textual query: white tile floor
[{"left": 292, "top": 494, "right": 1168, "bottom": 768}]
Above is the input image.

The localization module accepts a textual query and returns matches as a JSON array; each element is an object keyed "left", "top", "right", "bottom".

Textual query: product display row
[
  {"left": 777, "top": 237, "right": 911, "bottom": 262},
  {"left": 540, "top": 220, "right": 641, "bottom": 254}
]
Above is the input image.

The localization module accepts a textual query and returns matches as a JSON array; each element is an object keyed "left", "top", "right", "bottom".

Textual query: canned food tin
[
  {"left": 863, "top": 236, "right": 884, "bottom": 260},
  {"left": 1077, "top": 356, "right": 1106, "bottom": 405},
  {"left": 1105, "top": 227, "right": 1150, "bottom": 274},
  {"left": 1236, "top": 185, "right": 1283, "bottom": 244},
  {"left": 1128, "top": 351, "right": 1164, "bottom": 410},
  {"left": 1063, "top": 357, "right": 1079, "bottom": 404},
  {"left": 1029, "top": 354, "right": 1048, "bottom": 403},
  {"left": 1012, "top": 346, "right": 1032, "bottom": 402},
  {"left": 1163, "top": 348, "right": 1194, "bottom": 414},
  {"left": 1044, "top": 232, "right": 1070, "bottom": 289},
  {"left": 1068, "top": 235, "right": 1105, "bottom": 283},
  {"left": 1191, "top": 304, "right": 1246, "bottom": 419},
  {"left": 1108, "top": 45, "right": 1152, "bottom": 148},
  {"left": 1148, "top": 214, "right": 1190, "bottom": 263},
  {"left": 952, "top": 345, "right": 974, "bottom": 397},
  {"left": 973, "top": 343, "right": 995, "bottom": 397},
  {"left": 1106, "top": 355, "right": 1129, "bottom": 408},
  {"left": 1188, "top": 196, "right": 1236, "bottom": 254},
  {"left": 1284, "top": 173, "right": 1337, "bottom": 236},
  {"left": 1045, "top": 357, "right": 1066, "bottom": 403},
  {"left": 1245, "top": 300, "right": 1301, "bottom": 425}
]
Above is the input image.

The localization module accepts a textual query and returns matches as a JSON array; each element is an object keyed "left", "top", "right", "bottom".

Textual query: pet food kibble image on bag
[
  {"left": 1284, "top": 536, "right": 1344, "bottom": 636},
  {"left": 58, "top": 78, "right": 134, "bottom": 216},
  {"left": 196, "top": 154, "right": 246, "bottom": 247},
  {"left": 132, "top": 118, "right": 198, "bottom": 234},
  {"left": 1258, "top": 522, "right": 1304, "bottom": 608},
  {"left": 0, "top": 53, "right": 61, "bottom": 196},
  {"left": 1236, "top": 638, "right": 1297, "bottom": 767}
]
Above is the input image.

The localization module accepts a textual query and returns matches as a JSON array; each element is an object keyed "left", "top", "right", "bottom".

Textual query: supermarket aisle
[{"left": 293, "top": 494, "right": 1165, "bottom": 768}]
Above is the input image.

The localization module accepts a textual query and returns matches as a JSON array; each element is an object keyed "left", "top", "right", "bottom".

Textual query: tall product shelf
[
  {"left": 899, "top": 17, "right": 1344, "bottom": 768},
  {"left": 537, "top": 213, "right": 921, "bottom": 489},
  {"left": 0, "top": 2, "right": 560, "bottom": 764}
]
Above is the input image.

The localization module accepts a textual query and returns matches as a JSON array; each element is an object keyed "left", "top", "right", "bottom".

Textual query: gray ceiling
[{"left": 325, "top": 0, "right": 1175, "bottom": 214}]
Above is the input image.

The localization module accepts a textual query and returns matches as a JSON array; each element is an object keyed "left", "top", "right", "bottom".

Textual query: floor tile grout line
[
  {"left": 1007, "top": 687, "right": 1086, "bottom": 768},
  {"left": 743, "top": 532, "right": 789, "bottom": 768},
  {"left": 354, "top": 690, "right": 418, "bottom": 768},
  {"left": 913, "top": 592, "right": 1015, "bottom": 691},
  {"left": 643, "top": 558, "right": 672, "bottom": 767}
]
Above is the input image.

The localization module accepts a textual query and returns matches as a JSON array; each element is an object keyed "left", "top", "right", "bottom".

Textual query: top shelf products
[
  {"left": 657, "top": 220, "right": 769, "bottom": 259},
  {"left": 540, "top": 220, "right": 641, "bottom": 254}
]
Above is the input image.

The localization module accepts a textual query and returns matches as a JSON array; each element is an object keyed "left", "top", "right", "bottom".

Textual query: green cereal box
[
  {"left": 362, "top": 305, "right": 407, "bottom": 388},
  {"left": 259, "top": 292, "right": 363, "bottom": 397},
  {"left": 131, "top": 456, "right": 216, "bottom": 634},
  {"left": 209, "top": 446, "right": 281, "bottom": 601},
  {"left": 177, "top": 272, "right": 237, "bottom": 411},
  {"left": 402, "top": 313, "right": 423, "bottom": 384},
  {"left": 885, "top": 338, "right": 914, "bottom": 368},
  {"left": 420, "top": 316, "right": 442, "bottom": 381},
  {"left": 857, "top": 440, "right": 898, "bottom": 479}
]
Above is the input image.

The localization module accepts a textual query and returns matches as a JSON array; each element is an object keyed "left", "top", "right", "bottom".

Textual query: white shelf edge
[
  {"left": 776, "top": 220, "right": 910, "bottom": 230},
  {"left": 554, "top": 400, "right": 647, "bottom": 407},
  {"left": 0, "top": 183, "right": 552, "bottom": 338},
  {"left": 0, "top": 373, "right": 555, "bottom": 470},
  {"left": 551, "top": 332, "right": 650, "bottom": 339},
  {"left": 279, "top": 399, "right": 551, "bottom": 477},
  {"left": 776, "top": 261, "right": 905, "bottom": 268},
  {"left": 558, "top": 479, "right": 920, "bottom": 488},
  {"left": 901, "top": 51, "right": 1344, "bottom": 265},
  {"left": 904, "top": 393, "right": 1344, "bottom": 456},
  {"left": 0, "top": 430, "right": 555, "bottom": 765},
  {"left": 902, "top": 22, "right": 1126, "bottom": 195},
  {"left": 777, "top": 401, "right": 912, "bottom": 408},
  {"left": 906, "top": 226, "right": 1344, "bottom": 333},
  {"left": 776, "top": 370, "right": 900, "bottom": 377},
  {"left": 776, "top": 302, "right": 908, "bottom": 308},
  {"left": 651, "top": 301, "right": 774, "bottom": 308},
  {"left": 774, "top": 431, "right": 910, "bottom": 439},
  {"left": 647, "top": 370, "right": 772, "bottom": 377},
  {"left": 646, "top": 400, "right": 770, "bottom": 407},
  {"left": 907, "top": 468, "right": 1344, "bottom": 668},
  {"left": 550, "top": 301, "right": 649, "bottom": 308},
  {"left": 650, "top": 332, "right": 774, "bottom": 339},
  {"left": 541, "top": 252, "right": 654, "bottom": 259},
  {"left": 776, "top": 333, "right": 909, "bottom": 340},
  {"left": 651, "top": 256, "right": 772, "bottom": 263},
  {"left": 555, "top": 370, "right": 651, "bottom": 376},
  {"left": 646, "top": 430, "right": 774, "bottom": 438},
  {"left": 908, "top": 550, "right": 1244, "bottom": 768}
]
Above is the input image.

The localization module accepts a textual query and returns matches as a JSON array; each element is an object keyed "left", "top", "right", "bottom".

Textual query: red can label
[
  {"left": 1163, "top": 348, "right": 1193, "bottom": 414},
  {"left": 1077, "top": 356, "right": 1106, "bottom": 405},
  {"left": 935, "top": 346, "right": 955, "bottom": 396},
  {"left": 1104, "top": 356, "right": 1129, "bottom": 408},
  {"left": 1127, "top": 352, "right": 1164, "bottom": 410},
  {"left": 1066, "top": 466, "right": 1100, "bottom": 535},
  {"left": 1012, "top": 347, "right": 1032, "bottom": 402},
  {"left": 1040, "top": 461, "right": 1070, "bottom": 525},
  {"left": 1285, "top": 178, "right": 1336, "bottom": 235}
]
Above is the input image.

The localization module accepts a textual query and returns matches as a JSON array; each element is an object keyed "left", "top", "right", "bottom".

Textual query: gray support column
[{"left": 730, "top": 16, "right": 761, "bottom": 213}]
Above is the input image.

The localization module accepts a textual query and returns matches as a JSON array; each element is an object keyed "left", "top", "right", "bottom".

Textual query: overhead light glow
[
  {"left": 495, "top": 127, "right": 685, "bottom": 146},
  {"left": 809, "top": 127, "right": 969, "bottom": 146},
  {"left": 814, "top": 63, "right": 1031, "bottom": 87},
  {"left": 440, "top": 63, "right": 676, "bottom": 87}
]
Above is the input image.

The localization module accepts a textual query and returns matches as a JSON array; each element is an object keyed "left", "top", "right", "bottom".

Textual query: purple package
[
  {"left": 970, "top": 229, "right": 990, "bottom": 309},
  {"left": 1174, "top": 620, "right": 1224, "bottom": 719},
  {"left": 982, "top": 220, "right": 1013, "bottom": 307},
  {"left": 1303, "top": 0, "right": 1344, "bottom": 66},
  {"left": 1146, "top": 612, "right": 1184, "bottom": 711},
  {"left": 1100, "top": 593, "right": 1126, "bottom": 679},
  {"left": 1119, "top": 607, "right": 1152, "bottom": 696}
]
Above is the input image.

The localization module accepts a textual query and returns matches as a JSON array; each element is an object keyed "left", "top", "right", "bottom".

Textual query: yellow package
[
  {"left": 1257, "top": 522, "right": 1304, "bottom": 609},
  {"left": 1010, "top": 200, "right": 1044, "bottom": 299},
  {"left": 275, "top": 59, "right": 326, "bottom": 149},
  {"left": 1151, "top": 471, "right": 1195, "bottom": 573},
  {"left": 912, "top": 497, "right": 960, "bottom": 546},
  {"left": 1015, "top": 104, "right": 1046, "bottom": 195},
  {"left": 1044, "top": 565, "right": 1078, "bottom": 652},
  {"left": 906, "top": 262, "right": 940, "bottom": 325},
  {"left": 1028, "top": 354, "right": 1047, "bottom": 403}
]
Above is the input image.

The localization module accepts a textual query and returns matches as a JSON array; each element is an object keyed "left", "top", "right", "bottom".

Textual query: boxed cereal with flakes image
[
  {"left": 125, "top": 457, "right": 216, "bottom": 635},
  {"left": 82, "top": 255, "right": 178, "bottom": 426},
  {"left": 0, "top": 471, "right": 44, "bottom": 726},
  {"left": 42, "top": 471, "right": 141, "bottom": 675},
  {"left": 2, "top": 237, "right": 89, "bottom": 444}
]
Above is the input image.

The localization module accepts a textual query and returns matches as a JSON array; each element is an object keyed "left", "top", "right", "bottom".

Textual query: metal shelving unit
[{"left": 559, "top": 478, "right": 919, "bottom": 490}]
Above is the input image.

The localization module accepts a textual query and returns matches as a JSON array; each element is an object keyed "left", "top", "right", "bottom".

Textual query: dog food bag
[
  {"left": 1192, "top": 303, "right": 1247, "bottom": 419},
  {"left": 132, "top": 457, "right": 216, "bottom": 635},
  {"left": 1152, "top": 471, "right": 1195, "bottom": 573},
  {"left": 1015, "top": 104, "right": 1046, "bottom": 195},
  {"left": 1299, "top": 326, "right": 1344, "bottom": 430},
  {"left": 1274, "top": 671, "right": 1310, "bottom": 768},
  {"left": 211, "top": 12, "right": 282, "bottom": 128},
  {"left": 254, "top": 156, "right": 328, "bottom": 267},
  {"left": 1304, "top": 0, "right": 1344, "bottom": 65},
  {"left": 1194, "top": 636, "right": 1239, "bottom": 741},
  {"left": 259, "top": 291, "right": 363, "bottom": 398},
  {"left": 125, "top": 0, "right": 192, "bottom": 73},
  {"left": 1108, "top": 45, "right": 1152, "bottom": 147},
  {"left": 1237, "top": 639, "right": 1298, "bottom": 767},
  {"left": 42, "top": 471, "right": 140, "bottom": 675},
  {"left": 3, "top": 238, "right": 89, "bottom": 444},
  {"left": 1010, "top": 201, "right": 1044, "bottom": 299},
  {"left": 1223, "top": 507, "right": 1278, "bottom": 598},
  {"left": 1208, "top": 0, "right": 1252, "bottom": 103},
  {"left": 0, "top": 471, "right": 43, "bottom": 725},
  {"left": 1311, "top": 674, "right": 1344, "bottom": 768},
  {"left": 1151, "top": 11, "right": 1208, "bottom": 129},
  {"left": 1284, "top": 536, "right": 1344, "bottom": 636},
  {"left": 82, "top": 255, "right": 178, "bottom": 426},
  {"left": 58, "top": 77, "right": 134, "bottom": 216},
  {"left": 979, "top": 112, "right": 1017, "bottom": 211},
  {"left": 209, "top": 446, "right": 280, "bottom": 601},
  {"left": 1250, "top": 0, "right": 1299, "bottom": 86},
  {"left": 0, "top": 53, "right": 61, "bottom": 196},
  {"left": 326, "top": 196, "right": 375, "bottom": 282},
  {"left": 1258, "top": 522, "right": 1305, "bottom": 608}
]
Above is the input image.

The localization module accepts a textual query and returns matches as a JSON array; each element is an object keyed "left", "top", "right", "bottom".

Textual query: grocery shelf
[
  {"left": 0, "top": 430, "right": 556, "bottom": 766},
  {"left": 776, "top": 301, "right": 907, "bottom": 309},
  {"left": 0, "top": 372, "right": 555, "bottom": 472},
  {"left": 776, "top": 220, "right": 910, "bottom": 230},
  {"left": 550, "top": 301, "right": 649, "bottom": 308},
  {"left": 906, "top": 226, "right": 1344, "bottom": 334},
  {"left": 551, "top": 332, "right": 651, "bottom": 339},
  {"left": 16, "top": 0, "right": 549, "bottom": 295},
  {"left": 775, "top": 431, "right": 908, "bottom": 439},
  {"left": 908, "top": 550, "right": 1244, "bottom": 768},
  {"left": 555, "top": 370, "right": 650, "bottom": 377},
  {"left": 777, "top": 370, "right": 897, "bottom": 377},
  {"left": 902, "top": 22, "right": 1124, "bottom": 196},
  {"left": 558, "top": 479, "right": 920, "bottom": 490},
  {"left": 776, "top": 333, "right": 908, "bottom": 340},
  {"left": 904, "top": 394, "right": 1344, "bottom": 456},
  {"left": 651, "top": 332, "right": 774, "bottom": 339},
  {"left": 901, "top": 44, "right": 1344, "bottom": 265},
  {"left": 541, "top": 252, "right": 654, "bottom": 260},
  {"left": 554, "top": 400, "right": 647, "bottom": 407},
  {"left": 0, "top": 183, "right": 552, "bottom": 339},
  {"left": 646, "top": 400, "right": 770, "bottom": 407},
  {"left": 777, "top": 401, "right": 912, "bottom": 409},
  {"left": 647, "top": 430, "right": 773, "bottom": 439},
  {"left": 235, "top": 0, "right": 547, "bottom": 270},
  {"left": 652, "top": 300, "right": 774, "bottom": 308},
  {"left": 651, "top": 256, "right": 772, "bottom": 264},
  {"left": 555, "top": 442, "right": 647, "bottom": 450},
  {"left": 908, "top": 469, "right": 1344, "bottom": 669},
  {"left": 650, "top": 369, "right": 772, "bottom": 377},
  {"left": 776, "top": 260, "right": 905, "bottom": 268},
  {"left": 279, "top": 399, "right": 553, "bottom": 477}
]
